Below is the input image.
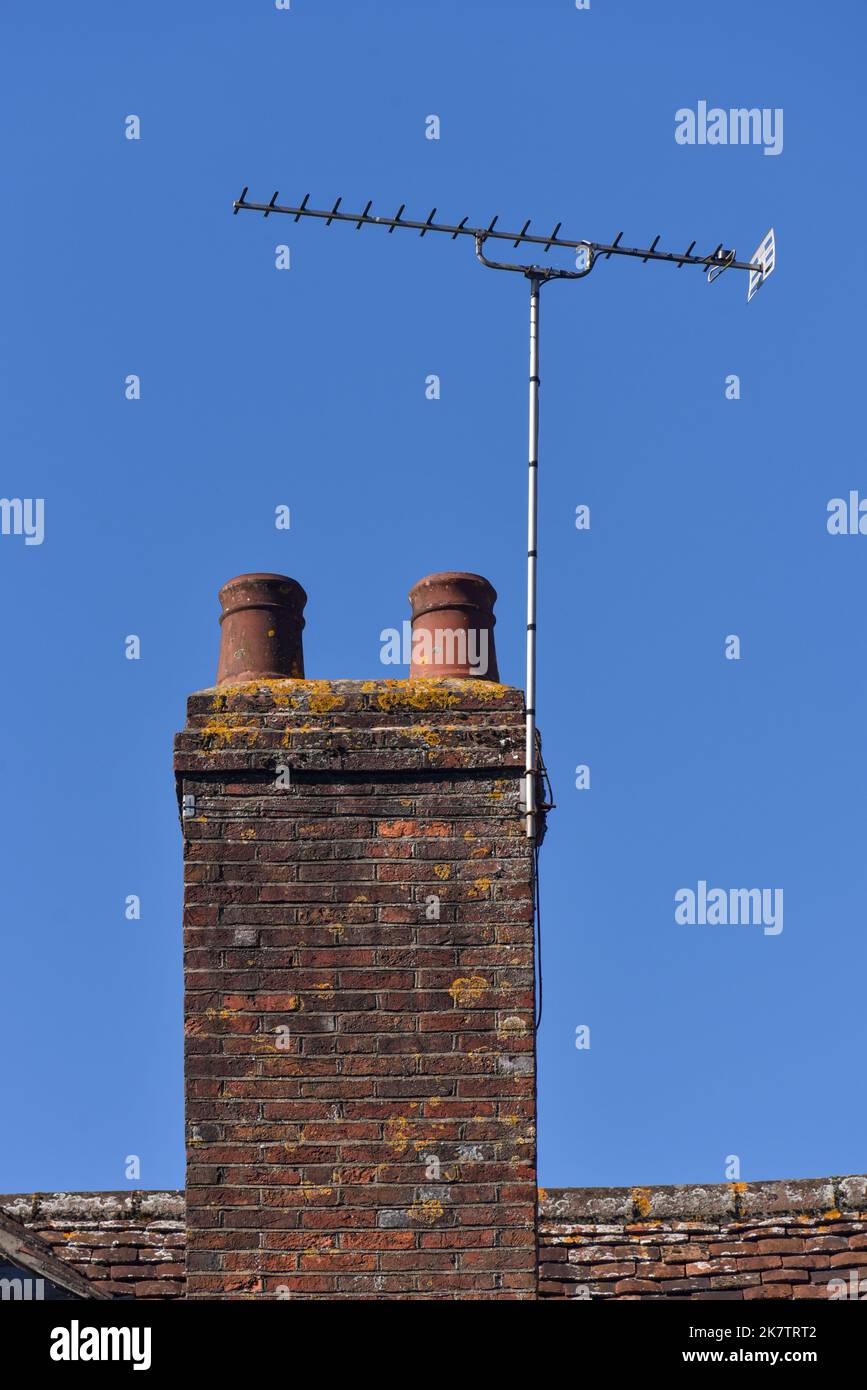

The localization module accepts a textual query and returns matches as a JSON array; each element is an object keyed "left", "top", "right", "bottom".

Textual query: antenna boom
[{"left": 233, "top": 190, "right": 763, "bottom": 276}]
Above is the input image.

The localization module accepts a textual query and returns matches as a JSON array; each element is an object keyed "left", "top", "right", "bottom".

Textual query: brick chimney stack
[{"left": 175, "top": 573, "right": 539, "bottom": 1299}]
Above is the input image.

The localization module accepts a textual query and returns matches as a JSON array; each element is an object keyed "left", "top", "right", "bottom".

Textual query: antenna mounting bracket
[{"left": 474, "top": 232, "right": 595, "bottom": 282}]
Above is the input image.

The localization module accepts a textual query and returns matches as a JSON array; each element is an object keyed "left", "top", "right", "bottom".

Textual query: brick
[
  {"left": 829, "top": 1250, "right": 867, "bottom": 1268},
  {"left": 744, "top": 1283, "right": 794, "bottom": 1299},
  {"left": 756, "top": 1238, "right": 805, "bottom": 1255},
  {"left": 737, "top": 1255, "right": 783, "bottom": 1272},
  {"left": 588, "top": 1262, "right": 636, "bottom": 1279}
]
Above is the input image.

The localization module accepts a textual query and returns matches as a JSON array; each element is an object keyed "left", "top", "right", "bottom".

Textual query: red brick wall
[
  {"left": 539, "top": 1177, "right": 867, "bottom": 1299},
  {"left": 175, "top": 678, "right": 538, "bottom": 1299}
]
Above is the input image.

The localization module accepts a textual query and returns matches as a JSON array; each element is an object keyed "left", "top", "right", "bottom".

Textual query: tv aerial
[{"left": 233, "top": 188, "right": 776, "bottom": 841}]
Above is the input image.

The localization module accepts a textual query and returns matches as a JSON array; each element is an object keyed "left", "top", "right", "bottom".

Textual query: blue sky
[{"left": 1, "top": 0, "right": 864, "bottom": 1194}]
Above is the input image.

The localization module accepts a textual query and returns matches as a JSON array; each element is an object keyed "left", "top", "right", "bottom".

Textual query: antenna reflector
[{"left": 748, "top": 228, "right": 776, "bottom": 302}]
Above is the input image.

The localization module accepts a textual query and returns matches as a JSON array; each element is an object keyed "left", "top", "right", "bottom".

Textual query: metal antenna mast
[{"left": 233, "top": 189, "right": 776, "bottom": 841}]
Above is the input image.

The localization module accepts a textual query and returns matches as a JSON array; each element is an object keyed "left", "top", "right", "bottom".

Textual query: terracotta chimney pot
[
  {"left": 408, "top": 572, "right": 500, "bottom": 681},
  {"left": 215, "top": 573, "right": 307, "bottom": 685}
]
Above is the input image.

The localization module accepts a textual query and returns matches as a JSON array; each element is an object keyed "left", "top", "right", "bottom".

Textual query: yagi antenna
[{"left": 233, "top": 189, "right": 777, "bottom": 842}]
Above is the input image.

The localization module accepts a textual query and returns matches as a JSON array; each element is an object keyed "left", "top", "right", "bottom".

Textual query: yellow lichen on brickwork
[
  {"left": 385, "top": 1116, "right": 412, "bottom": 1153},
  {"left": 449, "top": 977, "right": 488, "bottom": 1005},
  {"left": 208, "top": 677, "right": 512, "bottom": 711},
  {"left": 281, "top": 723, "right": 315, "bottom": 749},
  {"left": 412, "top": 725, "right": 441, "bottom": 747},
  {"left": 411, "top": 1125, "right": 448, "bottom": 1153},
  {"left": 409, "top": 1199, "right": 445, "bottom": 1225},
  {"left": 433, "top": 864, "right": 451, "bottom": 880},
  {"left": 305, "top": 681, "right": 345, "bottom": 714},
  {"left": 498, "top": 1016, "right": 529, "bottom": 1040},
  {"left": 207, "top": 678, "right": 352, "bottom": 714},
  {"left": 368, "top": 680, "right": 461, "bottom": 713},
  {"left": 632, "top": 1187, "right": 652, "bottom": 1218},
  {"left": 259, "top": 680, "right": 295, "bottom": 701},
  {"left": 448, "top": 679, "right": 509, "bottom": 702},
  {"left": 213, "top": 680, "right": 310, "bottom": 708},
  {"left": 200, "top": 720, "right": 260, "bottom": 750},
  {"left": 468, "top": 877, "right": 492, "bottom": 898},
  {"left": 361, "top": 678, "right": 509, "bottom": 712}
]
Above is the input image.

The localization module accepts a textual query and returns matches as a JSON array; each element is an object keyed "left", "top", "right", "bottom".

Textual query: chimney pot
[
  {"left": 215, "top": 573, "right": 307, "bottom": 685},
  {"left": 408, "top": 571, "right": 500, "bottom": 681}
]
